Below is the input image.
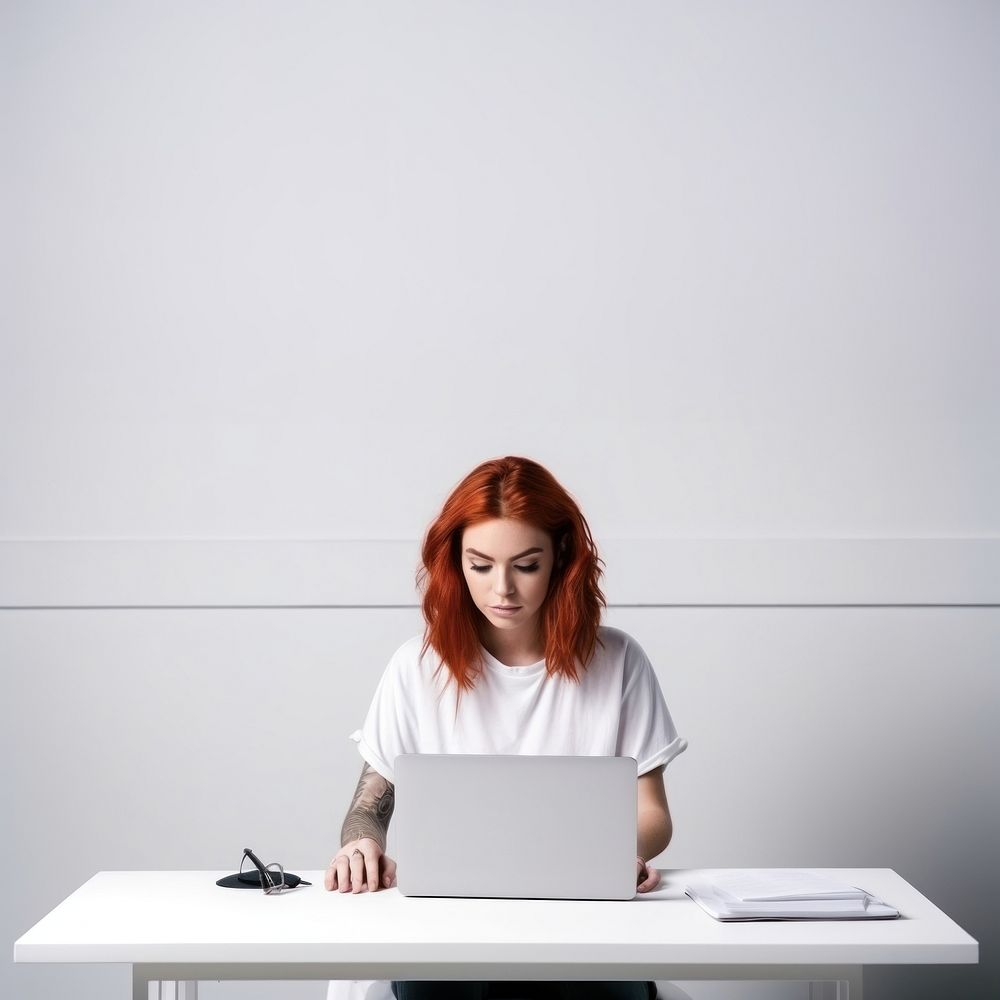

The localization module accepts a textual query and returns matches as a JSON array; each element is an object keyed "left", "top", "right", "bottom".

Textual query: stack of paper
[{"left": 684, "top": 870, "right": 899, "bottom": 921}]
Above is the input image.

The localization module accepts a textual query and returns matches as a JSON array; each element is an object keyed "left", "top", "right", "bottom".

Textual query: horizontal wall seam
[{"left": 3, "top": 604, "right": 1000, "bottom": 611}]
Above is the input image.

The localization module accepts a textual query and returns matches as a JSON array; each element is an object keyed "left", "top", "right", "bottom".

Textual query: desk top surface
[{"left": 14, "top": 868, "right": 978, "bottom": 970}]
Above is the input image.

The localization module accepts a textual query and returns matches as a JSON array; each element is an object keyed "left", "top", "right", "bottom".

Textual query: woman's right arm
[{"left": 325, "top": 761, "right": 398, "bottom": 893}]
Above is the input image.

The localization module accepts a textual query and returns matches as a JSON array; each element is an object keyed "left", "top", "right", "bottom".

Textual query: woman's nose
[{"left": 493, "top": 570, "right": 515, "bottom": 596}]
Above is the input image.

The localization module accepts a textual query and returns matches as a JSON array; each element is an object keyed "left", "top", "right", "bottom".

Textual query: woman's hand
[
  {"left": 636, "top": 857, "right": 660, "bottom": 893},
  {"left": 325, "top": 837, "right": 398, "bottom": 893}
]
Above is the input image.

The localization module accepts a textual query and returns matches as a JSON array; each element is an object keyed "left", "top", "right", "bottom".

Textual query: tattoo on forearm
[{"left": 340, "top": 762, "right": 395, "bottom": 849}]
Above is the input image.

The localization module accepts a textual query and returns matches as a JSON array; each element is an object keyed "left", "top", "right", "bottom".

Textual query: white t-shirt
[{"left": 350, "top": 625, "right": 687, "bottom": 781}]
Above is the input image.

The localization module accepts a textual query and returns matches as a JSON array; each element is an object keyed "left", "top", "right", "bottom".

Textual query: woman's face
[{"left": 460, "top": 518, "right": 554, "bottom": 642}]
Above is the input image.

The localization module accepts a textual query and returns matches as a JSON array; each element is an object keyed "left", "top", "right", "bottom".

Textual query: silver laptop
[{"left": 394, "top": 754, "right": 637, "bottom": 900}]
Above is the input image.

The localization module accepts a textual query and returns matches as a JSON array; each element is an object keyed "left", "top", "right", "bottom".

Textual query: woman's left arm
[{"left": 636, "top": 765, "right": 673, "bottom": 893}]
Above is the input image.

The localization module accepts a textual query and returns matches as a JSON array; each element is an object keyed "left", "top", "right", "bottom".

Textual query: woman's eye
[{"left": 469, "top": 563, "right": 539, "bottom": 573}]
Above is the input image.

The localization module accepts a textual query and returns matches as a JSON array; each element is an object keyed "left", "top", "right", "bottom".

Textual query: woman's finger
[
  {"left": 637, "top": 863, "right": 660, "bottom": 893},
  {"left": 324, "top": 858, "right": 339, "bottom": 892},
  {"left": 382, "top": 854, "right": 398, "bottom": 888},
  {"left": 326, "top": 854, "right": 346, "bottom": 892},
  {"left": 336, "top": 853, "right": 353, "bottom": 893},
  {"left": 362, "top": 844, "right": 383, "bottom": 892},
  {"left": 349, "top": 849, "right": 368, "bottom": 893}
]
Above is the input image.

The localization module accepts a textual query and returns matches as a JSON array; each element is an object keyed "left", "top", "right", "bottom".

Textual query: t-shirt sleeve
[
  {"left": 616, "top": 635, "right": 688, "bottom": 775},
  {"left": 348, "top": 643, "right": 420, "bottom": 784}
]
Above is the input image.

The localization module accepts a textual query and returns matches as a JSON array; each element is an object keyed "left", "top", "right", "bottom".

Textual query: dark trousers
[{"left": 391, "top": 982, "right": 657, "bottom": 1000}]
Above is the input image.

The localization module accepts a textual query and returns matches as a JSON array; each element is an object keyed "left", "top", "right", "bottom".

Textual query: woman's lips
[{"left": 490, "top": 606, "right": 522, "bottom": 617}]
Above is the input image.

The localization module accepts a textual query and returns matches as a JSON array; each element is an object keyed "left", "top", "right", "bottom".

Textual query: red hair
[{"left": 418, "top": 456, "right": 606, "bottom": 691}]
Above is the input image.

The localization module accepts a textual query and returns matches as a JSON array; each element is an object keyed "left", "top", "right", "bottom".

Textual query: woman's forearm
[
  {"left": 340, "top": 762, "right": 395, "bottom": 849},
  {"left": 637, "top": 805, "right": 672, "bottom": 863}
]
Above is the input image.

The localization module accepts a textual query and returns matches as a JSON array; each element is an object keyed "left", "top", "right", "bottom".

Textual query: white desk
[{"left": 14, "top": 868, "right": 977, "bottom": 1000}]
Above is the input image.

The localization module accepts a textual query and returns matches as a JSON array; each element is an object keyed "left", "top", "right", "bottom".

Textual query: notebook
[
  {"left": 393, "top": 754, "right": 638, "bottom": 900},
  {"left": 684, "top": 869, "right": 900, "bottom": 920}
]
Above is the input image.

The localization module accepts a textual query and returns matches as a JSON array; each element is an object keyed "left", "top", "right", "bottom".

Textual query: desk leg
[
  {"left": 671, "top": 964, "right": 862, "bottom": 1000},
  {"left": 132, "top": 968, "right": 198, "bottom": 1000},
  {"left": 808, "top": 968, "right": 862, "bottom": 1000}
]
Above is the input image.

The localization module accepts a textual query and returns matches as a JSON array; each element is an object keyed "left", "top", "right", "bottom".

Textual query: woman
[{"left": 325, "top": 456, "right": 687, "bottom": 1000}]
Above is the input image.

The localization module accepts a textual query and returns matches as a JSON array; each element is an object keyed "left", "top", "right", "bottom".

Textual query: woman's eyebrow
[{"left": 465, "top": 547, "right": 544, "bottom": 561}]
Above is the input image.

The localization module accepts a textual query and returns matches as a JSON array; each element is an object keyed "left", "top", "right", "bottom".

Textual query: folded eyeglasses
[{"left": 216, "top": 847, "right": 312, "bottom": 894}]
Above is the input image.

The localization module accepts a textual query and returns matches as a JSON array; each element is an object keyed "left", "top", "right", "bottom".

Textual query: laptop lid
[{"left": 394, "top": 754, "right": 637, "bottom": 900}]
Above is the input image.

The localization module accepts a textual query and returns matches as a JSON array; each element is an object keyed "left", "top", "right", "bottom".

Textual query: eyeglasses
[
  {"left": 240, "top": 847, "right": 298, "bottom": 894},
  {"left": 216, "top": 848, "right": 311, "bottom": 893}
]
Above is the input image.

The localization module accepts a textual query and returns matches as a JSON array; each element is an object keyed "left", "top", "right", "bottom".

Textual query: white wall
[
  {"left": 3, "top": 2, "right": 998, "bottom": 999},
  {"left": 3, "top": 0, "right": 998, "bottom": 541}
]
